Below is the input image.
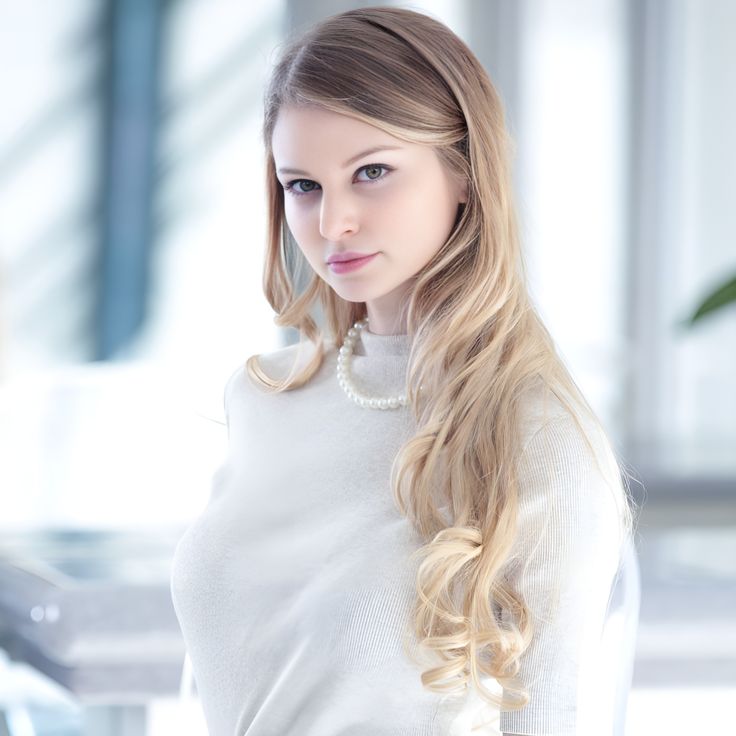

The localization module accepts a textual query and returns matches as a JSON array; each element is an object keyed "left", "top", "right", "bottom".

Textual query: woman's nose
[{"left": 319, "top": 192, "right": 360, "bottom": 241}]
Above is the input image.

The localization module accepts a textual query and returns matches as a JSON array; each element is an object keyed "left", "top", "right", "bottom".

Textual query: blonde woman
[{"left": 171, "top": 6, "right": 638, "bottom": 735}]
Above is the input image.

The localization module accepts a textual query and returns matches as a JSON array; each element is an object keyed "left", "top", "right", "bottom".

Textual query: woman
[{"left": 171, "top": 6, "right": 639, "bottom": 735}]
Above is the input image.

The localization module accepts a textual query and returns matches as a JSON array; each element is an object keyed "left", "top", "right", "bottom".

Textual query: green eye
[
  {"left": 284, "top": 179, "right": 318, "bottom": 196},
  {"left": 283, "top": 164, "right": 392, "bottom": 197}
]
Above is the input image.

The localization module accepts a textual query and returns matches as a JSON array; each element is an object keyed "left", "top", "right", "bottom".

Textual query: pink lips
[
  {"left": 327, "top": 251, "right": 376, "bottom": 264},
  {"left": 327, "top": 252, "right": 378, "bottom": 274}
]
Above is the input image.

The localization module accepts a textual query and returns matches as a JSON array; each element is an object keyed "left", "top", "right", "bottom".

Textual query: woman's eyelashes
[{"left": 282, "top": 164, "right": 393, "bottom": 197}]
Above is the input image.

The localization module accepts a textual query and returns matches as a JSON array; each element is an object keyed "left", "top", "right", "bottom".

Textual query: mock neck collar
[{"left": 351, "top": 326, "right": 411, "bottom": 357}]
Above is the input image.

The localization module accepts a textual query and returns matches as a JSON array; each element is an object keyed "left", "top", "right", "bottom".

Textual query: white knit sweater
[{"left": 170, "top": 327, "right": 628, "bottom": 735}]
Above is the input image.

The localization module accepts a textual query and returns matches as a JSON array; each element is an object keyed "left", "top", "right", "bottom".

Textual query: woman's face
[{"left": 271, "top": 104, "right": 467, "bottom": 335}]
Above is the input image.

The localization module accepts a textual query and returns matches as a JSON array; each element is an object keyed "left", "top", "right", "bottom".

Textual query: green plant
[{"left": 677, "top": 273, "right": 736, "bottom": 330}]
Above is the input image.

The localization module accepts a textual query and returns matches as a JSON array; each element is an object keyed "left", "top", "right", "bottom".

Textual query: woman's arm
[{"left": 497, "top": 412, "right": 624, "bottom": 735}]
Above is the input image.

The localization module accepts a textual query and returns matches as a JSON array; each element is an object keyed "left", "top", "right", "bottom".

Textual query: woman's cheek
[
  {"left": 284, "top": 206, "right": 307, "bottom": 241},
  {"left": 288, "top": 200, "right": 318, "bottom": 232}
]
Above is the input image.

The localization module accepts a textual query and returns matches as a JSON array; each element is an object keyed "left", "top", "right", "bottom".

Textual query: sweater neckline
[{"left": 351, "top": 326, "right": 411, "bottom": 358}]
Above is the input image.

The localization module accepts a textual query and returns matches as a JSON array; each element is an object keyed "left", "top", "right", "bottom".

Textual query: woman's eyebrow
[{"left": 277, "top": 145, "right": 404, "bottom": 176}]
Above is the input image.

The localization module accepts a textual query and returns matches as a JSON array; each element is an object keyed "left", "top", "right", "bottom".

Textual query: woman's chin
[{"left": 328, "top": 282, "right": 375, "bottom": 303}]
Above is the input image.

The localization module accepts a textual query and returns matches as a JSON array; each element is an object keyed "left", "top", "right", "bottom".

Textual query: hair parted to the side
[{"left": 249, "top": 4, "right": 639, "bottom": 722}]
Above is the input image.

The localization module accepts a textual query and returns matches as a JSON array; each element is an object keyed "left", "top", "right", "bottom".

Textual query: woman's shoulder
[
  {"left": 516, "top": 378, "right": 610, "bottom": 461},
  {"left": 516, "top": 379, "right": 570, "bottom": 446},
  {"left": 223, "top": 335, "right": 337, "bottom": 402},
  {"left": 514, "top": 380, "right": 630, "bottom": 541}
]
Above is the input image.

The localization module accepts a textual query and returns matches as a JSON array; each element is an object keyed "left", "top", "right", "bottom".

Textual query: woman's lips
[{"left": 328, "top": 253, "right": 378, "bottom": 273}]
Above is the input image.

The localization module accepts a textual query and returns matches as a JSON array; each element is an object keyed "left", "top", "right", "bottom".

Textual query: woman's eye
[
  {"left": 285, "top": 179, "right": 318, "bottom": 195},
  {"left": 357, "top": 164, "right": 386, "bottom": 181},
  {"left": 283, "top": 164, "right": 391, "bottom": 197}
]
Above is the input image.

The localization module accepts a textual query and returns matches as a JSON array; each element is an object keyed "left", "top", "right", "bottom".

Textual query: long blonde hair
[{"left": 249, "top": 5, "right": 639, "bottom": 719}]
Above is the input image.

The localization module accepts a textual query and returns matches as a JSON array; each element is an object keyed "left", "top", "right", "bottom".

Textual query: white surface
[
  {"left": 626, "top": 686, "right": 736, "bottom": 735},
  {"left": 0, "top": 361, "right": 228, "bottom": 531},
  {"left": 144, "top": 687, "right": 736, "bottom": 736}
]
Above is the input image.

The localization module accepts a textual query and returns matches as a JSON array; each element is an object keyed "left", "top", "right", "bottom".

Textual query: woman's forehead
[
  {"left": 272, "top": 106, "right": 413, "bottom": 169},
  {"left": 273, "top": 105, "right": 390, "bottom": 142}
]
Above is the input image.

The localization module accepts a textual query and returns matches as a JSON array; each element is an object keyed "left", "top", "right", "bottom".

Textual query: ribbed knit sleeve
[{"left": 496, "top": 412, "right": 626, "bottom": 736}]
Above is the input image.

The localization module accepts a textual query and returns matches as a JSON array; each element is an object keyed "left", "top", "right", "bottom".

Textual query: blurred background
[{"left": 0, "top": 0, "right": 734, "bottom": 734}]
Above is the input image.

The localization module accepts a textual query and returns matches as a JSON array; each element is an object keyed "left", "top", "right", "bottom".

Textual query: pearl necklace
[{"left": 336, "top": 317, "right": 408, "bottom": 410}]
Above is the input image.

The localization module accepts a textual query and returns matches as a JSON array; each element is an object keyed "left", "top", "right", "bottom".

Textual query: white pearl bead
[{"left": 336, "top": 316, "right": 409, "bottom": 410}]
